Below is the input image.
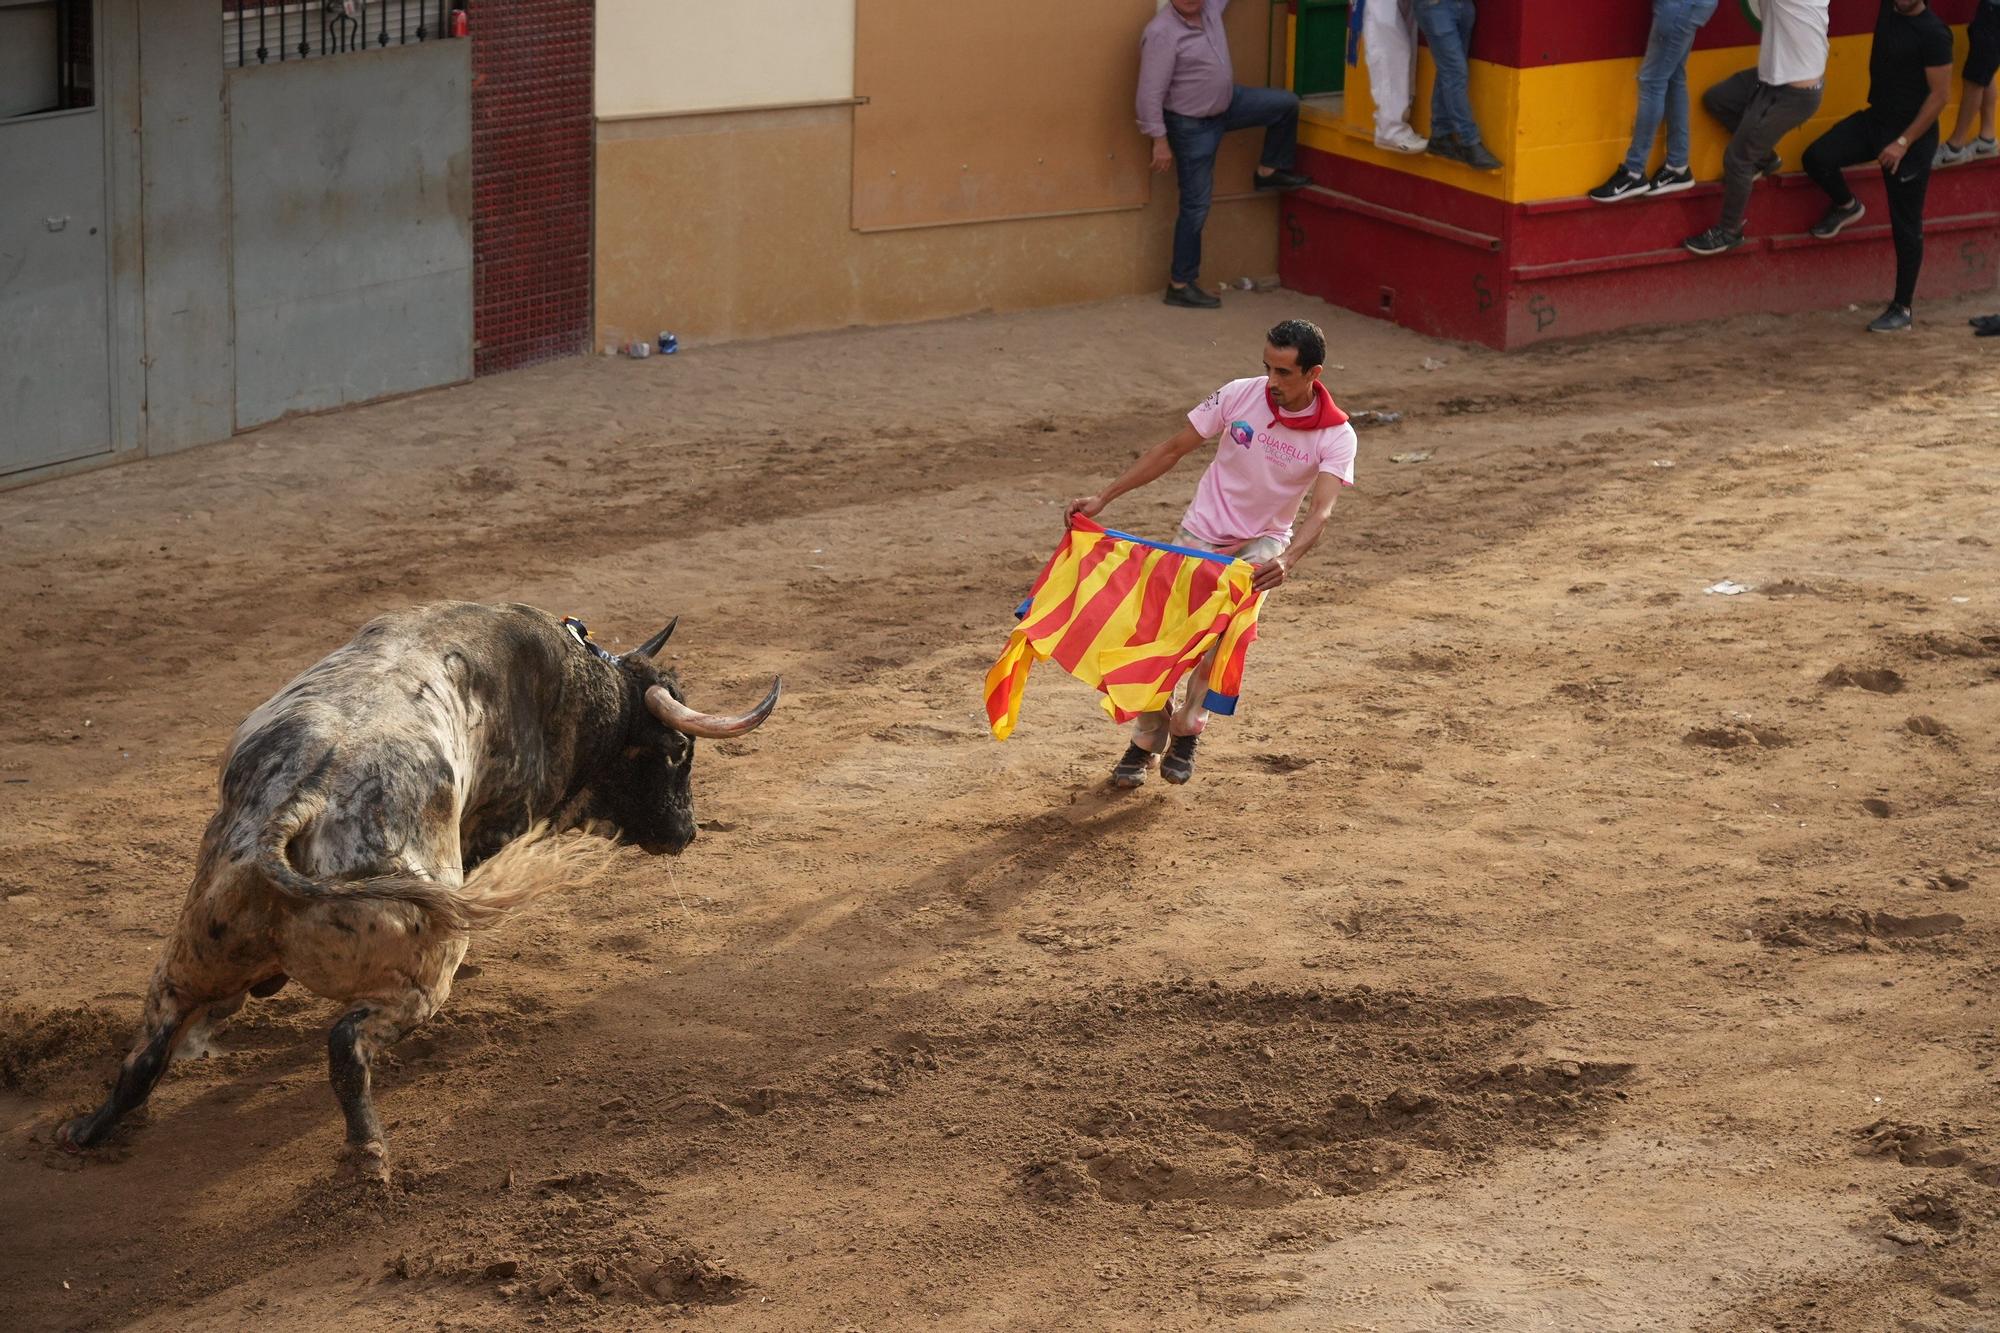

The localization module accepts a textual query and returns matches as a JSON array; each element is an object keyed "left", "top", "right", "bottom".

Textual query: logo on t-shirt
[{"left": 1227, "top": 420, "right": 1255, "bottom": 447}]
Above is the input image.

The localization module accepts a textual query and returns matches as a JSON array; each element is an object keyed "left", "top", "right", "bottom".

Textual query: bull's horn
[
  {"left": 625, "top": 617, "right": 679, "bottom": 662},
  {"left": 645, "top": 679, "right": 780, "bottom": 738}
]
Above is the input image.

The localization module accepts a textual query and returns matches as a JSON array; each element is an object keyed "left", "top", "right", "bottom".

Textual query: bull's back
[{"left": 214, "top": 603, "right": 560, "bottom": 883}]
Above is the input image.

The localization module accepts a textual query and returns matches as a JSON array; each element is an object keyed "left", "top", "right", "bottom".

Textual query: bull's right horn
[{"left": 645, "top": 680, "right": 780, "bottom": 739}]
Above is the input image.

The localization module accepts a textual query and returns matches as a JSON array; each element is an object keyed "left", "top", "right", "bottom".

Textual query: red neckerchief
[{"left": 1266, "top": 378, "right": 1347, "bottom": 430}]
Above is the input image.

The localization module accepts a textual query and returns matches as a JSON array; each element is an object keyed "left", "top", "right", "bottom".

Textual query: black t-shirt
[{"left": 1869, "top": 1, "right": 1955, "bottom": 133}]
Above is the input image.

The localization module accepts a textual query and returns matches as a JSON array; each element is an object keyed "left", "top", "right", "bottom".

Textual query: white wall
[{"left": 596, "top": 0, "right": 854, "bottom": 119}]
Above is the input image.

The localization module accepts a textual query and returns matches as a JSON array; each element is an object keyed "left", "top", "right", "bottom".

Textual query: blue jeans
[
  {"left": 1623, "top": 0, "right": 1719, "bottom": 174},
  {"left": 1414, "top": 0, "right": 1480, "bottom": 147},
  {"left": 1163, "top": 84, "right": 1300, "bottom": 285}
]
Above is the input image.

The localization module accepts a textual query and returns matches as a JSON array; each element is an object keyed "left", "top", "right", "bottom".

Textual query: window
[
  {"left": 0, "top": 0, "right": 93, "bottom": 119},
  {"left": 222, "top": 0, "right": 461, "bottom": 69}
]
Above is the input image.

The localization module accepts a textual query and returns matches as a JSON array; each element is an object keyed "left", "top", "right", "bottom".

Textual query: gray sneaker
[
  {"left": 1110, "top": 742, "right": 1154, "bottom": 789},
  {"left": 1867, "top": 303, "right": 1913, "bottom": 333}
]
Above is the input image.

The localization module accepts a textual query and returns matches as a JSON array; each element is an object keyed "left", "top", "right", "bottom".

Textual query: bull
[{"left": 56, "top": 601, "right": 777, "bottom": 1181}]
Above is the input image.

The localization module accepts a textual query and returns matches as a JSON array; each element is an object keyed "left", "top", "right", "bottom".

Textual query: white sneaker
[
  {"left": 1374, "top": 124, "right": 1428, "bottom": 154},
  {"left": 1974, "top": 136, "right": 1999, "bottom": 160},
  {"left": 1936, "top": 139, "right": 1973, "bottom": 167}
]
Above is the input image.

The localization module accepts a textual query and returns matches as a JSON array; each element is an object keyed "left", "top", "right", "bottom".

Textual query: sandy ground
[{"left": 2, "top": 289, "right": 1999, "bottom": 1332}]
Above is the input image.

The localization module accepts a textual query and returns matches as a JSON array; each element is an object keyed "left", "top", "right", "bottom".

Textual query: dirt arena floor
[{"left": 3, "top": 290, "right": 1998, "bottom": 1331}]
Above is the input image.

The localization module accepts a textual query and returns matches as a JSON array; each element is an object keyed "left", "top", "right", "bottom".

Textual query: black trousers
[{"left": 1802, "top": 110, "right": 1937, "bottom": 308}]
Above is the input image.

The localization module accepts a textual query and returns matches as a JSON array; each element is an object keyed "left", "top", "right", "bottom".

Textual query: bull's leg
[
  {"left": 326, "top": 987, "right": 436, "bottom": 1184},
  {"left": 56, "top": 976, "right": 198, "bottom": 1151}
]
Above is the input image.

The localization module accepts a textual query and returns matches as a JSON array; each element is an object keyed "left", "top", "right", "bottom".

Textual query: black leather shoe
[
  {"left": 1164, "top": 284, "right": 1221, "bottom": 309},
  {"left": 1255, "top": 168, "right": 1312, "bottom": 191}
]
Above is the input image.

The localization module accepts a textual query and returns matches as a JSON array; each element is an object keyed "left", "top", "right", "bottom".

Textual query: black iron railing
[{"left": 224, "top": 1, "right": 461, "bottom": 70}]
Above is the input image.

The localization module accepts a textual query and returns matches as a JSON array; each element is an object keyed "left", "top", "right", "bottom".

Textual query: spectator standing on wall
[
  {"left": 1589, "top": 0, "right": 1722, "bottom": 202},
  {"left": 1137, "top": 0, "right": 1312, "bottom": 310},
  {"left": 1349, "top": 0, "right": 1428, "bottom": 153},
  {"left": 1935, "top": 0, "right": 2000, "bottom": 165},
  {"left": 1416, "top": 0, "right": 1502, "bottom": 170},
  {"left": 1800, "top": 0, "right": 1952, "bottom": 332},
  {"left": 1683, "top": 0, "right": 1831, "bottom": 256}
]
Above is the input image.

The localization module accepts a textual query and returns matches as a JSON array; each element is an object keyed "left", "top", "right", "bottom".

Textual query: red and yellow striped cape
[{"left": 985, "top": 518, "right": 1264, "bottom": 741}]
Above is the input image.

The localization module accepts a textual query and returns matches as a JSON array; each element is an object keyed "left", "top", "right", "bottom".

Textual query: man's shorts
[
  {"left": 1175, "top": 527, "right": 1287, "bottom": 565},
  {"left": 1968, "top": 1, "right": 2000, "bottom": 91}
]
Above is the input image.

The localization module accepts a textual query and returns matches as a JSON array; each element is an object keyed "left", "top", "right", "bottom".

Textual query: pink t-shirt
[{"left": 1182, "top": 377, "right": 1357, "bottom": 546}]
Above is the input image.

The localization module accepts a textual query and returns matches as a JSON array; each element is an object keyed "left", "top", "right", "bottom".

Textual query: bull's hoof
[
  {"left": 53, "top": 1117, "right": 91, "bottom": 1153},
  {"left": 337, "top": 1140, "right": 390, "bottom": 1185}
]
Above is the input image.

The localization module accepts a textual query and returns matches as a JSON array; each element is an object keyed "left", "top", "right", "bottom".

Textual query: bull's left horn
[
  {"left": 625, "top": 617, "right": 679, "bottom": 662},
  {"left": 645, "top": 680, "right": 780, "bottom": 738}
]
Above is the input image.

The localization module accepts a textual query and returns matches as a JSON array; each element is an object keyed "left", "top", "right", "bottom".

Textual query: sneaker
[
  {"left": 1254, "top": 167, "right": 1312, "bottom": 191},
  {"left": 1164, "top": 283, "right": 1221, "bottom": 309},
  {"left": 1936, "top": 139, "right": 1974, "bottom": 167},
  {"left": 1374, "top": 124, "right": 1428, "bottom": 154},
  {"left": 1588, "top": 166, "right": 1649, "bottom": 203},
  {"left": 1682, "top": 225, "right": 1744, "bottom": 256},
  {"left": 1974, "top": 136, "right": 1999, "bottom": 160},
  {"left": 1646, "top": 163, "right": 1695, "bottom": 196},
  {"left": 1757, "top": 152, "right": 1783, "bottom": 180},
  {"left": 1809, "top": 198, "right": 1865, "bottom": 239},
  {"left": 1867, "top": 303, "right": 1913, "bottom": 333},
  {"left": 1460, "top": 140, "right": 1503, "bottom": 172},
  {"left": 1160, "top": 734, "right": 1199, "bottom": 785},
  {"left": 1972, "top": 313, "right": 2000, "bottom": 333},
  {"left": 1109, "top": 742, "right": 1154, "bottom": 789},
  {"left": 1426, "top": 134, "right": 1470, "bottom": 165}
]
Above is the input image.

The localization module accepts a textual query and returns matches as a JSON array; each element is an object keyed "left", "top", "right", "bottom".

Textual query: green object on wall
[{"left": 1295, "top": 0, "right": 1348, "bottom": 96}]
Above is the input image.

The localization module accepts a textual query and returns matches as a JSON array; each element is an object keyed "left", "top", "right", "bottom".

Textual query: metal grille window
[
  {"left": 222, "top": 1, "right": 460, "bottom": 69},
  {"left": 1, "top": 0, "right": 94, "bottom": 118}
]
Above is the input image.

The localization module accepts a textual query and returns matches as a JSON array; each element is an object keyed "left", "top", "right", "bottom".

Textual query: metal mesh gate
[{"left": 470, "top": 0, "right": 593, "bottom": 376}]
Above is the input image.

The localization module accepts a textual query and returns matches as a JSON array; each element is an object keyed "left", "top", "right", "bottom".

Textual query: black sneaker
[
  {"left": 1160, "top": 734, "right": 1199, "bottom": 785},
  {"left": 1461, "top": 140, "right": 1503, "bottom": 172},
  {"left": 1682, "top": 225, "right": 1743, "bottom": 256},
  {"left": 1110, "top": 743, "right": 1154, "bottom": 789},
  {"left": 1809, "top": 198, "right": 1865, "bottom": 239},
  {"left": 1164, "top": 283, "right": 1221, "bottom": 309},
  {"left": 1254, "top": 167, "right": 1311, "bottom": 191},
  {"left": 1757, "top": 152, "right": 1783, "bottom": 180},
  {"left": 1426, "top": 134, "right": 1469, "bottom": 165},
  {"left": 1867, "top": 303, "right": 1912, "bottom": 333},
  {"left": 1589, "top": 166, "right": 1648, "bottom": 202},
  {"left": 1646, "top": 164, "right": 1695, "bottom": 195}
]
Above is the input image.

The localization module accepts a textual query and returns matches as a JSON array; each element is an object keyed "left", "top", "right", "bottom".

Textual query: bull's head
[{"left": 595, "top": 618, "right": 779, "bottom": 856}]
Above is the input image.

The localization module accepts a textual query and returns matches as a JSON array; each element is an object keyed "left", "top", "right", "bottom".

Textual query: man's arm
[
  {"left": 1136, "top": 28, "right": 1173, "bottom": 142},
  {"left": 1252, "top": 470, "right": 1344, "bottom": 592},
  {"left": 1066, "top": 423, "right": 1207, "bottom": 524},
  {"left": 1881, "top": 64, "right": 1953, "bottom": 171}
]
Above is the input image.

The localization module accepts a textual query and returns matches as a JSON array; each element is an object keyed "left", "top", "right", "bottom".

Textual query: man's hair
[{"left": 1266, "top": 318, "right": 1327, "bottom": 371}]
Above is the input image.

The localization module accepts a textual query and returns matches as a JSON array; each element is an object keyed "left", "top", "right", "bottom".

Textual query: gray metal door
[
  {"left": 228, "top": 39, "right": 472, "bottom": 430},
  {"left": 0, "top": 55, "right": 113, "bottom": 475}
]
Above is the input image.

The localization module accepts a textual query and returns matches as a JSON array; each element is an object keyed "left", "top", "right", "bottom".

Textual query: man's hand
[
  {"left": 1879, "top": 137, "right": 1908, "bottom": 171},
  {"left": 1065, "top": 495, "right": 1106, "bottom": 527},
  {"left": 1251, "top": 554, "right": 1291, "bottom": 593},
  {"left": 1151, "top": 138, "right": 1174, "bottom": 174}
]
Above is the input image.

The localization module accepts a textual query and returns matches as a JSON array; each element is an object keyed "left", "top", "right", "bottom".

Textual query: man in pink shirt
[
  {"left": 1066, "top": 318, "right": 1356, "bottom": 787},
  {"left": 1138, "top": 0, "right": 1312, "bottom": 308}
]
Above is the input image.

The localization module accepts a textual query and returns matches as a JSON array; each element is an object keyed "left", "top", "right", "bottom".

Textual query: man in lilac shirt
[{"left": 1138, "top": 0, "right": 1311, "bottom": 309}]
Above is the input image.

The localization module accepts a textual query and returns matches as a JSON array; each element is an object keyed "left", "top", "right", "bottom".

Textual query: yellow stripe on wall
[{"left": 1306, "top": 28, "right": 1980, "bottom": 205}]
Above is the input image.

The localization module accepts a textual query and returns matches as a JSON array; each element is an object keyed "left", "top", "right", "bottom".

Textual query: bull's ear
[{"left": 626, "top": 617, "right": 678, "bottom": 662}]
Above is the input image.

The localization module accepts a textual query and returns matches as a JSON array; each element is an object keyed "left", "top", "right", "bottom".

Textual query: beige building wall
[
  {"left": 595, "top": 0, "right": 853, "bottom": 118},
  {"left": 594, "top": 5, "right": 1283, "bottom": 349}
]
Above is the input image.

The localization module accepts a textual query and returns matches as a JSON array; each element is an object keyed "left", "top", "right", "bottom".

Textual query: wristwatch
[{"left": 1896, "top": 135, "right": 1909, "bottom": 147}]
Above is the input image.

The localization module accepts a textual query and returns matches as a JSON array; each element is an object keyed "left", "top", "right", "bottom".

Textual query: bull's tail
[{"left": 255, "top": 811, "right": 619, "bottom": 933}]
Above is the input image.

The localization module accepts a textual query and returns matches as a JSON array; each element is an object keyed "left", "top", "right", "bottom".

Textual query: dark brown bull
[{"left": 57, "top": 602, "right": 777, "bottom": 1180}]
